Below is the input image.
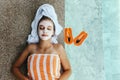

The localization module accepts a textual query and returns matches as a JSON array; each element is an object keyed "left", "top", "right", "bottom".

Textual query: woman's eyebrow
[
  {"left": 39, "top": 25, "right": 44, "bottom": 27},
  {"left": 39, "top": 24, "right": 52, "bottom": 28},
  {"left": 39, "top": 24, "right": 43, "bottom": 26}
]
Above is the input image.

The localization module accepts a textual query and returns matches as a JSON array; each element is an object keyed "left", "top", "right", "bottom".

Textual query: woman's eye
[
  {"left": 47, "top": 26, "right": 52, "bottom": 30},
  {"left": 40, "top": 27, "right": 44, "bottom": 30},
  {"left": 47, "top": 28, "right": 51, "bottom": 30}
]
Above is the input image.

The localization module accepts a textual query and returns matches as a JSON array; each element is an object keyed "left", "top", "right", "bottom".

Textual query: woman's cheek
[
  {"left": 38, "top": 31, "right": 43, "bottom": 36},
  {"left": 48, "top": 30, "right": 53, "bottom": 36}
]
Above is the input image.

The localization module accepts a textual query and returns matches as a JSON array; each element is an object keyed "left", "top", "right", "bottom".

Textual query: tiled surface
[
  {"left": 65, "top": 0, "right": 120, "bottom": 80},
  {"left": 102, "top": 0, "right": 120, "bottom": 80},
  {"left": 65, "top": 0, "right": 104, "bottom": 80}
]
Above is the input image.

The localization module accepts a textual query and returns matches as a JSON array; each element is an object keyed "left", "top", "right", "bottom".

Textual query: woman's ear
[
  {"left": 52, "top": 32, "right": 55, "bottom": 37},
  {"left": 52, "top": 35, "right": 54, "bottom": 37},
  {"left": 52, "top": 30, "right": 55, "bottom": 37}
]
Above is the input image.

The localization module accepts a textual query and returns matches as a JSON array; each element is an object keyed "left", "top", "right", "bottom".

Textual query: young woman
[{"left": 12, "top": 4, "right": 71, "bottom": 80}]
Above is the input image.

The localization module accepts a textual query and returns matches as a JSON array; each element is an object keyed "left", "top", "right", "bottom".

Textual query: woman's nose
[{"left": 43, "top": 28, "right": 47, "bottom": 33}]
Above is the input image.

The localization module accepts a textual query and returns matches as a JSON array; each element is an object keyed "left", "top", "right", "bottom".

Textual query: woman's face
[{"left": 38, "top": 20, "right": 54, "bottom": 40}]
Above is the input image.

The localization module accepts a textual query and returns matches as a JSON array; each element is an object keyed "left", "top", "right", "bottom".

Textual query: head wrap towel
[{"left": 27, "top": 4, "right": 63, "bottom": 44}]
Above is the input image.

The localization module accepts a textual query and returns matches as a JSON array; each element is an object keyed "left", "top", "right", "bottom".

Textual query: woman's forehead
[{"left": 39, "top": 20, "right": 54, "bottom": 27}]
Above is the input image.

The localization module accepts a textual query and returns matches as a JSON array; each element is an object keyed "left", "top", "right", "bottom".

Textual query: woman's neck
[{"left": 38, "top": 39, "right": 52, "bottom": 50}]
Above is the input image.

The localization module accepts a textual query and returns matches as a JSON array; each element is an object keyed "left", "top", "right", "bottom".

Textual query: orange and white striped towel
[{"left": 27, "top": 53, "right": 61, "bottom": 80}]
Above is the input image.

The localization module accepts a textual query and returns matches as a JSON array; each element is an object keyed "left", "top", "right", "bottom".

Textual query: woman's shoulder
[
  {"left": 53, "top": 43, "right": 64, "bottom": 51},
  {"left": 27, "top": 43, "right": 37, "bottom": 52},
  {"left": 53, "top": 43, "right": 66, "bottom": 57}
]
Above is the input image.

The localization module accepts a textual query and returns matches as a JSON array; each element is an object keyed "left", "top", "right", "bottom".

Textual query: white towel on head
[{"left": 27, "top": 4, "right": 63, "bottom": 44}]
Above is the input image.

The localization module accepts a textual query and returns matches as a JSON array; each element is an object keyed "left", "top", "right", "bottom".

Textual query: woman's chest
[{"left": 30, "top": 46, "right": 59, "bottom": 55}]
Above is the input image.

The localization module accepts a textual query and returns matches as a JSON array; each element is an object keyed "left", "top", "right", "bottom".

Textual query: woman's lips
[{"left": 42, "top": 34, "right": 48, "bottom": 36}]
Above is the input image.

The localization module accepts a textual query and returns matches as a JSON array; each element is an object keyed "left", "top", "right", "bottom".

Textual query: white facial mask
[{"left": 38, "top": 20, "right": 54, "bottom": 40}]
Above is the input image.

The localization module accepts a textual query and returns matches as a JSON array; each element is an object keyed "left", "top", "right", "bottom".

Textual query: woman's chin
[{"left": 40, "top": 38, "right": 51, "bottom": 41}]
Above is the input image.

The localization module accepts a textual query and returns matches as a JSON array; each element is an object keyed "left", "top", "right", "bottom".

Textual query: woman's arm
[
  {"left": 12, "top": 45, "right": 31, "bottom": 80},
  {"left": 57, "top": 44, "right": 72, "bottom": 80}
]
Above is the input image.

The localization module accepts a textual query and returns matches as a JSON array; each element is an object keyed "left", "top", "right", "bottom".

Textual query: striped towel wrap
[{"left": 27, "top": 54, "right": 61, "bottom": 80}]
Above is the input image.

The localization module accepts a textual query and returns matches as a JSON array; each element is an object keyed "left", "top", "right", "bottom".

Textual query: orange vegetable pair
[{"left": 64, "top": 28, "right": 88, "bottom": 46}]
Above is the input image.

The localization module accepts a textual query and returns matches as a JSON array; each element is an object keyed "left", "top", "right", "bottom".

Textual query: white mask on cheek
[{"left": 38, "top": 20, "right": 54, "bottom": 40}]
